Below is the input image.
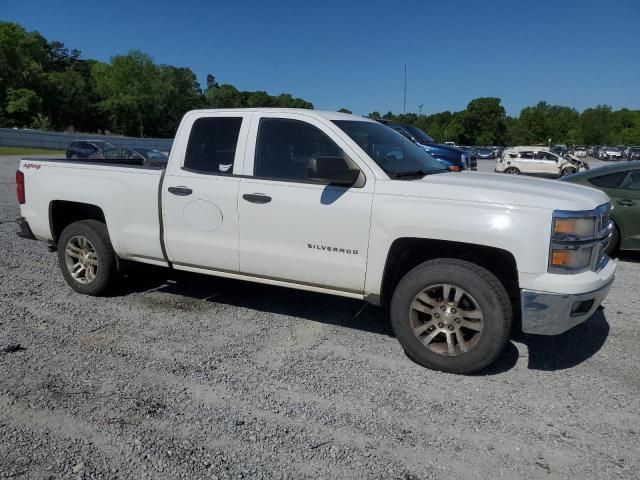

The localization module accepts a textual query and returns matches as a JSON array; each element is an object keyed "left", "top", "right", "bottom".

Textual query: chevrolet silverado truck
[{"left": 16, "top": 109, "right": 616, "bottom": 373}]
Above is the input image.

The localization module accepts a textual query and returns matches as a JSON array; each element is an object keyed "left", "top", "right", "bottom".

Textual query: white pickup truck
[{"left": 16, "top": 109, "right": 616, "bottom": 373}]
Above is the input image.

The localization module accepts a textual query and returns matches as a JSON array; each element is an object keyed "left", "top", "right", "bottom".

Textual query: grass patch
[{"left": 0, "top": 146, "right": 65, "bottom": 155}]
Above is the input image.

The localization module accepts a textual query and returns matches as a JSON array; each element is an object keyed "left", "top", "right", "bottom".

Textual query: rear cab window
[{"left": 183, "top": 117, "right": 243, "bottom": 175}]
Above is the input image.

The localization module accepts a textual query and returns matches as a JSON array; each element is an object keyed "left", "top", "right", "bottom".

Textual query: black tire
[
  {"left": 561, "top": 167, "right": 577, "bottom": 177},
  {"left": 390, "top": 259, "right": 512, "bottom": 374},
  {"left": 57, "top": 220, "right": 117, "bottom": 295},
  {"left": 504, "top": 167, "right": 520, "bottom": 175},
  {"left": 606, "top": 222, "right": 620, "bottom": 257}
]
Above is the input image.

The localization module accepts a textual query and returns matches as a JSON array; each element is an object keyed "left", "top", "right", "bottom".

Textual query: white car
[
  {"left": 495, "top": 146, "right": 588, "bottom": 177},
  {"left": 600, "top": 146, "right": 623, "bottom": 160},
  {"left": 573, "top": 147, "right": 587, "bottom": 158},
  {"left": 16, "top": 109, "right": 615, "bottom": 374}
]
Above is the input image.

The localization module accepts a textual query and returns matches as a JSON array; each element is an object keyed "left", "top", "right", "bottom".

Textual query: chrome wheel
[
  {"left": 409, "top": 284, "right": 484, "bottom": 356},
  {"left": 64, "top": 235, "right": 98, "bottom": 284}
]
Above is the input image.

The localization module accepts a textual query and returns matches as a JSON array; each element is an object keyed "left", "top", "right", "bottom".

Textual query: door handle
[
  {"left": 168, "top": 186, "right": 193, "bottom": 196},
  {"left": 617, "top": 199, "right": 635, "bottom": 207},
  {"left": 242, "top": 193, "right": 272, "bottom": 204}
]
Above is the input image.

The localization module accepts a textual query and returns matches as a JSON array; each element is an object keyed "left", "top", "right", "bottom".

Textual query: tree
[
  {"left": 92, "top": 51, "right": 166, "bottom": 136},
  {"left": 338, "top": 108, "right": 352, "bottom": 114},
  {"left": 205, "top": 84, "right": 243, "bottom": 108},
  {"left": 461, "top": 97, "right": 507, "bottom": 145}
]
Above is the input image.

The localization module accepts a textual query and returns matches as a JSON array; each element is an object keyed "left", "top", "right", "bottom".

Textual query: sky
[{"left": 3, "top": 0, "right": 639, "bottom": 116}]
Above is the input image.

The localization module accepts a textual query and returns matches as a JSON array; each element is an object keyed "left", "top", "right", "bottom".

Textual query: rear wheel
[
  {"left": 504, "top": 167, "right": 520, "bottom": 175},
  {"left": 57, "top": 220, "right": 117, "bottom": 295},
  {"left": 390, "top": 259, "right": 512, "bottom": 374}
]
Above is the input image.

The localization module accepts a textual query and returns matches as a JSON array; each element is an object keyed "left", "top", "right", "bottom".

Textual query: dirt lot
[{"left": 1, "top": 155, "right": 639, "bottom": 479}]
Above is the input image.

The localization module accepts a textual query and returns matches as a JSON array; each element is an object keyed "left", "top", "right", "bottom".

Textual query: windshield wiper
[{"left": 390, "top": 169, "right": 444, "bottom": 179}]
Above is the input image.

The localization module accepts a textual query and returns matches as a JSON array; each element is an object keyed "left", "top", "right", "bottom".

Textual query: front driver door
[{"left": 237, "top": 114, "right": 374, "bottom": 293}]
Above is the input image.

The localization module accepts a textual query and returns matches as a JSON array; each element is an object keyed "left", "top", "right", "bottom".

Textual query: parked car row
[
  {"left": 66, "top": 140, "right": 169, "bottom": 167},
  {"left": 585, "top": 145, "right": 639, "bottom": 161}
]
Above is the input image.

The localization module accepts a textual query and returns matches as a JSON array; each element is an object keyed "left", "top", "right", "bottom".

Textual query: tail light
[
  {"left": 447, "top": 165, "right": 461, "bottom": 172},
  {"left": 16, "top": 170, "right": 25, "bottom": 204}
]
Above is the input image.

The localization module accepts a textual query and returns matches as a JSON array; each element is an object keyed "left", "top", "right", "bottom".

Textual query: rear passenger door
[
  {"left": 162, "top": 112, "right": 252, "bottom": 272},
  {"left": 237, "top": 113, "right": 374, "bottom": 293}
]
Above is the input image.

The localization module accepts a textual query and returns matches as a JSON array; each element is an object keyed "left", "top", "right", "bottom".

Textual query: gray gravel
[{"left": 1, "top": 154, "right": 639, "bottom": 479}]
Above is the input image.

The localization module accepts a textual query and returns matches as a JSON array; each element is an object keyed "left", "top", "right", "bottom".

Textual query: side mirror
[{"left": 307, "top": 157, "right": 360, "bottom": 186}]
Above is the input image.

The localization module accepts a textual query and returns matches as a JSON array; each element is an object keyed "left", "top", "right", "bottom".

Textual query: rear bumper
[
  {"left": 520, "top": 277, "right": 614, "bottom": 335},
  {"left": 16, "top": 217, "right": 36, "bottom": 240}
]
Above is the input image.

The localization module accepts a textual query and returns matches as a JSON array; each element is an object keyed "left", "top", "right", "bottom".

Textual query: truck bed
[
  {"left": 19, "top": 157, "right": 167, "bottom": 266},
  {"left": 22, "top": 157, "right": 166, "bottom": 169}
]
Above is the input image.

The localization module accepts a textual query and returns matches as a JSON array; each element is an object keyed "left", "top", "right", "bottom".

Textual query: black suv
[{"left": 66, "top": 140, "right": 114, "bottom": 159}]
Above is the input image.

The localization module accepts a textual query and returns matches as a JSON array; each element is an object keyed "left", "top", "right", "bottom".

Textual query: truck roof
[{"left": 185, "top": 108, "right": 376, "bottom": 122}]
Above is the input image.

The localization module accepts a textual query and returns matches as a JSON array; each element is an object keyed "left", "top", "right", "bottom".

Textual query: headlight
[
  {"left": 553, "top": 217, "right": 596, "bottom": 238},
  {"left": 549, "top": 205, "right": 612, "bottom": 274},
  {"left": 549, "top": 246, "right": 594, "bottom": 270}
]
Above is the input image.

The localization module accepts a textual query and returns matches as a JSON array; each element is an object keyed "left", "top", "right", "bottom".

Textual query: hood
[{"left": 377, "top": 172, "right": 610, "bottom": 212}]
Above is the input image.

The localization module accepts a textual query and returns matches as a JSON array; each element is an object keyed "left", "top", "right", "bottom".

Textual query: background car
[
  {"left": 626, "top": 146, "right": 640, "bottom": 160},
  {"left": 102, "top": 147, "right": 168, "bottom": 167},
  {"left": 562, "top": 161, "right": 640, "bottom": 254},
  {"left": 387, "top": 124, "right": 477, "bottom": 170},
  {"left": 66, "top": 140, "right": 114, "bottom": 159},
  {"left": 600, "top": 146, "right": 623, "bottom": 160},
  {"left": 475, "top": 147, "right": 495, "bottom": 159},
  {"left": 496, "top": 146, "right": 587, "bottom": 177},
  {"left": 573, "top": 146, "right": 587, "bottom": 157}
]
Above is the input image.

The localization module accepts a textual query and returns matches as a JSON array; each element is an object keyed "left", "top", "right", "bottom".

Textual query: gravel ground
[{"left": 1, "top": 154, "right": 639, "bottom": 480}]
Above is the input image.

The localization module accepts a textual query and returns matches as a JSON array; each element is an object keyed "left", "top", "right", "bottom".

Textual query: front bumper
[{"left": 520, "top": 277, "right": 614, "bottom": 335}]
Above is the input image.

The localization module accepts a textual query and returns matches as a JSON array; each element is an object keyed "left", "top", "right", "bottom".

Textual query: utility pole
[{"left": 403, "top": 65, "right": 407, "bottom": 116}]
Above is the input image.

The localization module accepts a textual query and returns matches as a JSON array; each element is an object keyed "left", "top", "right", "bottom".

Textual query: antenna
[{"left": 403, "top": 65, "right": 407, "bottom": 115}]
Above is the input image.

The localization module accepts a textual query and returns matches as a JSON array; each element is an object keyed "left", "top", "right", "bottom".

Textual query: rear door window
[{"left": 184, "top": 117, "right": 243, "bottom": 175}]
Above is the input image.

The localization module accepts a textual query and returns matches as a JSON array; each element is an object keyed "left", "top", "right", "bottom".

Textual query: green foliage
[{"left": 338, "top": 108, "right": 352, "bottom": 114}]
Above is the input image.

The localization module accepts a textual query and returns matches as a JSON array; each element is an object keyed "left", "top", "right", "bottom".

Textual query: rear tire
[
  {"left": 390, "top": 259, "right": 512, "bottom": 374},
  {"left": 57, "top": 220, "right": 117, "bottom": 295},
  {"left": 504, "top": 167, "right": 520, "bottom": 175}
]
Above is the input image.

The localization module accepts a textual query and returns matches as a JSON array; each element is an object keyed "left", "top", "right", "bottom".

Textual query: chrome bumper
[{"left": 520, "top": 278, "right": 614, "bottom": 335}]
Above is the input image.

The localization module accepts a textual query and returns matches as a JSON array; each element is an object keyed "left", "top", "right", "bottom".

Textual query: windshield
[
  {"left": 333, "top": 121, "right": 447, "bottom": 177},
  {"left": 403, "top": 125, "right": 434, "bottom": 144}
]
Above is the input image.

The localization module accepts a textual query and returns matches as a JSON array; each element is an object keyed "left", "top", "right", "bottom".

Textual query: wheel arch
[
  {"left": 379, "top": 238, "right": 520, "bottom": 308},
  {"left": 49, "top": 200, "right": 107, "bottom": 243}
]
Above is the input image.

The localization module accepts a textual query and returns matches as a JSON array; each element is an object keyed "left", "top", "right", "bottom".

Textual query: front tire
[
  {"left": 57, "top": 220, "right": 117, "bottom": 295},
  {"left": 606, "top": 222, "right": 620, "bottom": 256},
  {"left": 390, "top": 259, "right": 512, "bottom": 374}
]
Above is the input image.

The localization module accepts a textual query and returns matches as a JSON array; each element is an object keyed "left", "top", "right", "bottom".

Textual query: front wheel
[
  {"left": 561, "top": 167, "right": 577, "bottom": 177},
  {"left": 57, "top": 220, "right": 117, "bottom": 295},
  {"left": 390, "top": 259, "right": 512, "bottom": 374}
]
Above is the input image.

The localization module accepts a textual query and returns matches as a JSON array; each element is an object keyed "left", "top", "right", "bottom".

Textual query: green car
[{"left": 562, "top": 161, "right": 640, "bottom": 253}]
